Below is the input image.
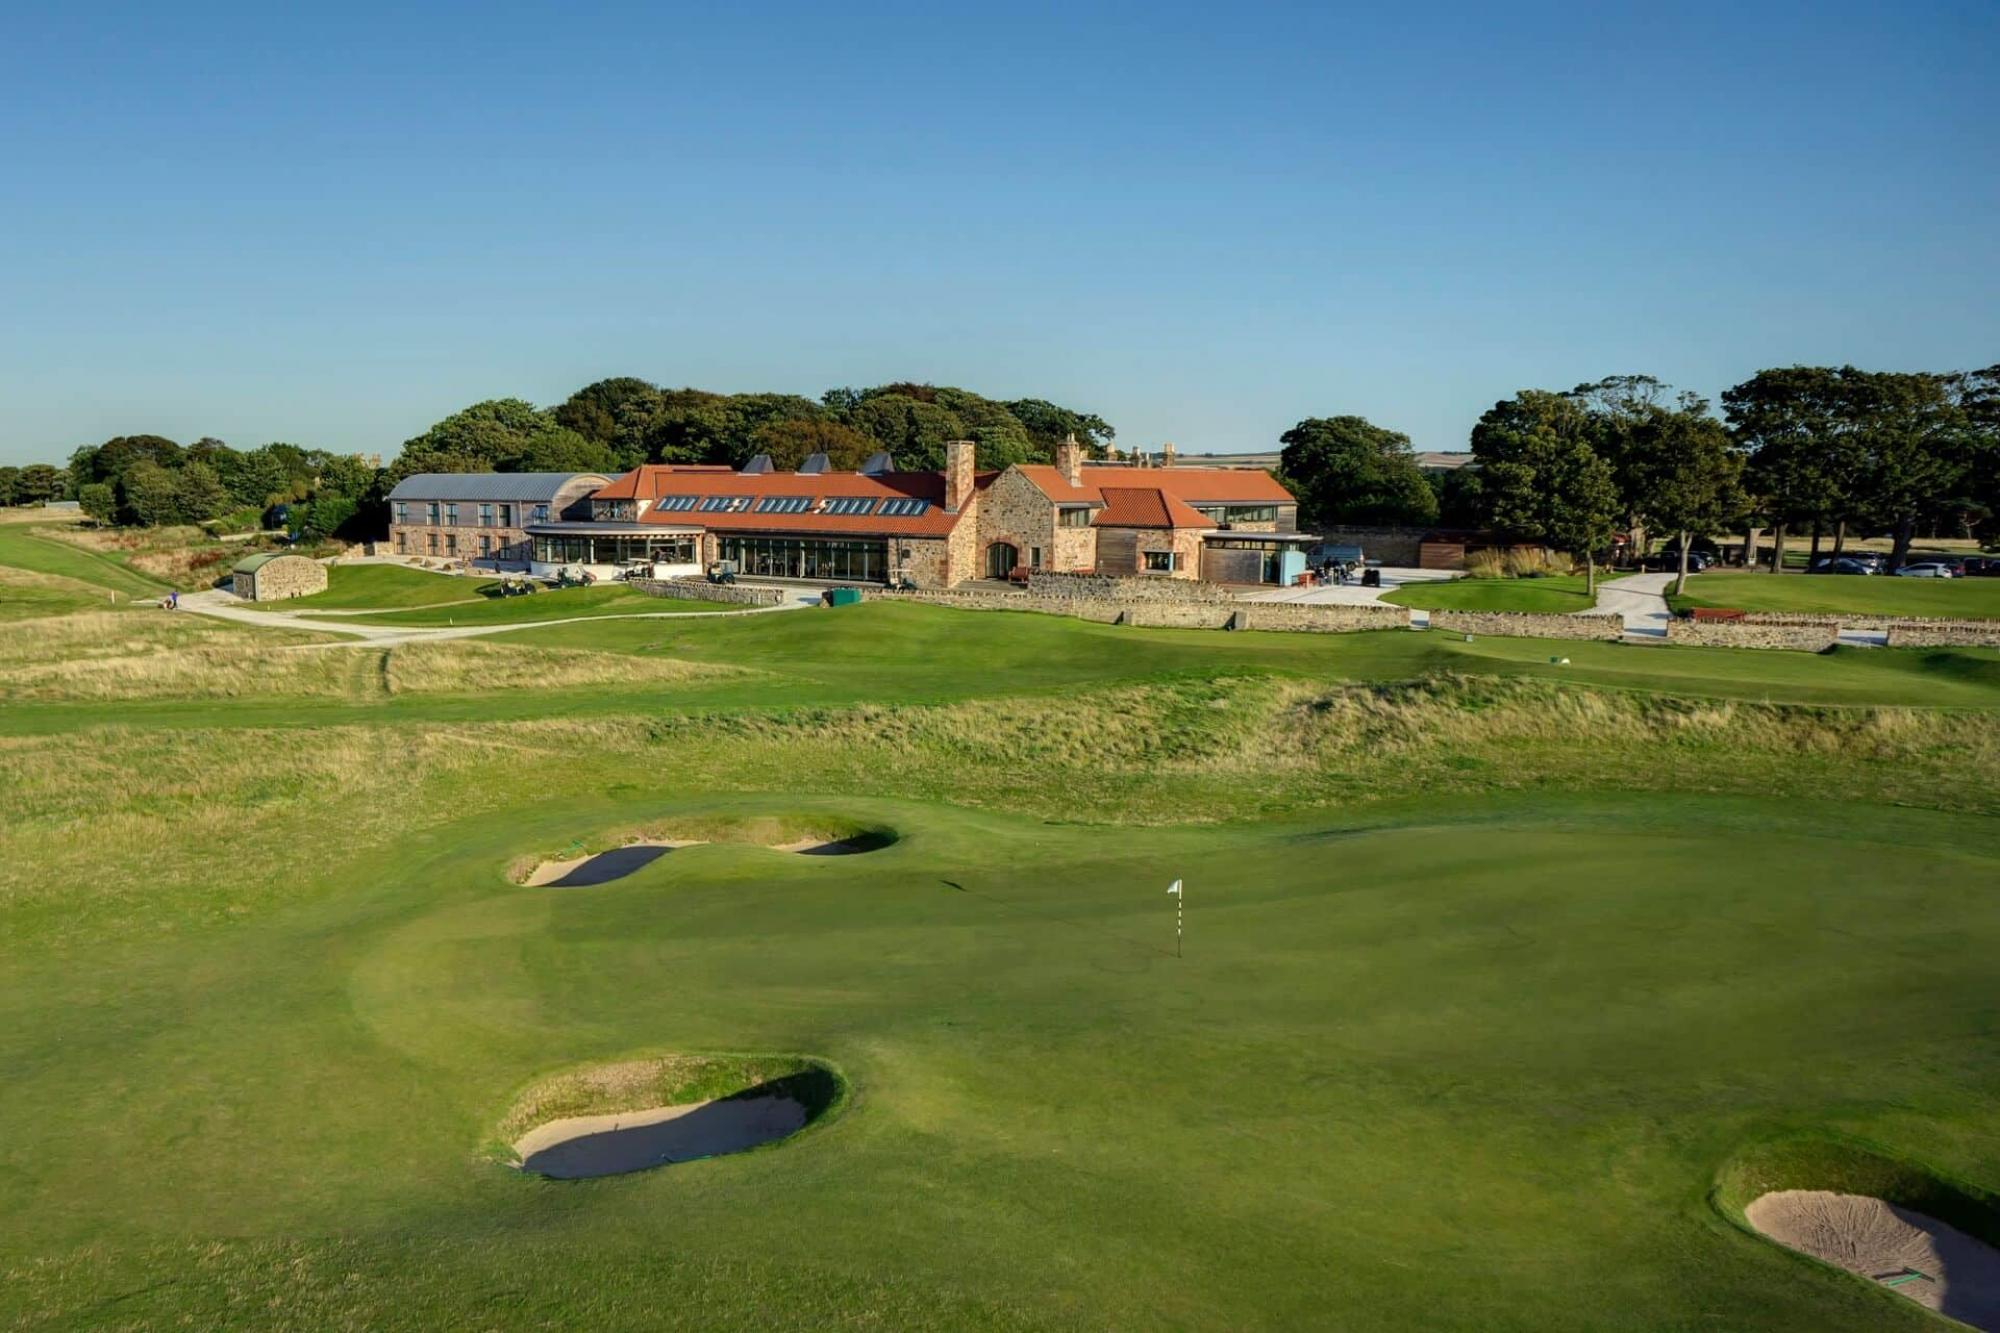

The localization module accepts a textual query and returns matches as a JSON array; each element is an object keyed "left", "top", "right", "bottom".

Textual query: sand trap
[
  {"left": 1747, "top": 1189, "right": 2000, "bottom": 1330},
  {"left": 520, "top": 831, "right": 887, "bottom": 885},
  {"left": 514, "top": 1094, "right": 808, "bottom": 1179},
  {"left": 523, "top": 841, "right": 700, "bottom": 887}
]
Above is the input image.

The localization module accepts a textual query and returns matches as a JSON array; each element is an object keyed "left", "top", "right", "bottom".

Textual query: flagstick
[{"left": 1177, "top": 887, "right": 1183, "bottom": 958}]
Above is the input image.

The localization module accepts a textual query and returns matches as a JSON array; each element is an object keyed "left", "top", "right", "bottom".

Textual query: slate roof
[{"left": 386, "top": 472, "right": 610, "bottom": 503}]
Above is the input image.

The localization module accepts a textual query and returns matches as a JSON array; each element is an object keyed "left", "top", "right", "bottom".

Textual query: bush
[{"left": 1464, "top": 551, "right": 1508, "bottom": 579}]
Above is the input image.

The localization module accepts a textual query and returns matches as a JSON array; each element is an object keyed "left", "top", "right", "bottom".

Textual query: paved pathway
[
  {"left": 1586, "top": 571, "right": 1673, "bottom": 638},
  {"left": 1238, "top": 567, "right": 1458, "bottom": 607},
  {"left": 180, "top": 585, "right": 821, "bottom": 648}
]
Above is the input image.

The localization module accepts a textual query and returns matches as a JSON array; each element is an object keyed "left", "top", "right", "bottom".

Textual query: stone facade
[
  {"left": 232, "top": 554, "right": 327, "bottom": 601},
  {"left": 389, "top": 475, "right": 604, "bottom": 569},
  {"left": 976, "top": 468, "right": 1091, "bottom": 577},
  {"left": 1882, "top": 621, "right": 2000, "bottom": 648},
  {"left": 1428, "top": 610, "right": 1624, "bottom": 641},
  {"left": 863, "top": 587, "right": 1410, "bottom": 634},
  {"left": 1027, "top": 571, "right": 1236, "bottom": 602},
  {"left": 1664, "top": 618, "right": 1838, "bottom": 650}
]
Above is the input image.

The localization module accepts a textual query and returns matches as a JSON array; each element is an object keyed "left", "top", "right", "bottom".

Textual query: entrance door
[{"left": 987, "top": 542, "right": 1019, "bottom": 579}]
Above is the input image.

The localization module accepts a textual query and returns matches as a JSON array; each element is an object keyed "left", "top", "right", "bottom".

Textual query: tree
[
  {"left": 1470, "top": 391, "right": 1620, "bottom": 594},
  {"left": 15, "top": 463, "right": 63, "bottom": 504},
  {"left": 750, "top": 417, "right": 881, "bottom": 471},
  {"left": 553, "top": 376, "right": 660, "bottom": 446},
  {"left": 1426, "top": 466, "right": 1485, "bottom": 528},
  {"left": 1623, "top": 401, "right": 1745, "bottom": 595},
  {"left": 1944, "top": 365, "right": 2000, "bottom": 544},
  {"left": 0, "top": 467, "right": 17, "bottom": 506},
  {"left": 120, "top": 460, "right": 180, "bottom": 527},
  {"left": 1277, "top": 416, "right": 1438, "bottom": 527},
  {"left": 1723, "top": 368, "right": 1862, "bottom": 571},
  {"left": 171, "top": 462, "right": 230, "bottom": 524},
  {"left": 1004, "top": 399, "right": 1116, "bottom": 455},
  {"left": 78, "top": 482, "right": 116, "bottom": 525},
  {"left": 1847, "top": 369, "right": 1970, "bottom": 569},
  {"left": 399, "top": 399, "right": 601, "bottom": 474},
  {"left": 85, "top": 435, "right": 184, "bottom": 486}
]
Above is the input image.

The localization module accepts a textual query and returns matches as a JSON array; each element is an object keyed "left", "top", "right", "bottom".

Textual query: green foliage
[
  {"left": 14, "top": 463, "right": 64, "bottom": 504},
  {"left": 394, "top": 398, "right": 604, "bottom": 480},
  {"left": 0, "top": 467, "right": 17, "bottom": 506},
  {"left": 1471, "top": 391, "right": 1620, "bottom": 581},
  {"left": 1278, "top": 415, "right": 1438, "bottom": 527},
  {"left": 1425, "top": 465, "right": 1485, "bottom": 527},
  {"left": 750, "top": 417, "right": 880, "bottom": 470}
]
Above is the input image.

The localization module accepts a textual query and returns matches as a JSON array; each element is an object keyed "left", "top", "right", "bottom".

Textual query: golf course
[{"left": 6, "top": 523, "right": 2000, "bottom": 1330}]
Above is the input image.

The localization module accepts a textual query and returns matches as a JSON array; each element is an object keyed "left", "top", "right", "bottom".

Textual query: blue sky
[{"left": 1, "top": 1, "right": 1994, "bottom": 466}]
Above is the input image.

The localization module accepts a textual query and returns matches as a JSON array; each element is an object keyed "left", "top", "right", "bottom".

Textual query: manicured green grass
[
  {"left": 254, "top": 562, "right": 491, "bottom": 610},
  {"left": 1385, "top": 573, "right": 1598, "bottom": 612},
  {"left": 4, "top": 791, "right": 1999, "bottom": 1329},
  {"left": 0, "top": 519, "right": 166, "bottom": 598},
  {"left": 1670, "top": 571, "right": 2000, "bottom": 619},
  {"left": 308, "top": 583, "right": 717, "bottom": 626}
]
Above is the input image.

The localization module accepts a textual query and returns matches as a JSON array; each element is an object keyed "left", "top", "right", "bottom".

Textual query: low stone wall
[
  {"left": 1428, "top": 610, "right": 1623, "bottom": 641},
  {"left": 1025, "top": 571, "right": 1234, "bottom": 603},
  {"left": 634, "top": 578, "right": 785, "bottom": 608},
  {"left": 865, "top": 588, "right": 1409, "bottom": 633},
  {"left": 1884, "top": 620, "right": 2000, "bottom": 648},
  {"left": 1665, "top": 618, "right": 1838, "bottom": 650}
]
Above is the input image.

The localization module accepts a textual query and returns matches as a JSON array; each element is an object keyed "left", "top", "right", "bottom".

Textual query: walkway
[
  {"left": 1586, "top": 571, "right": 1673, "bottom": 638},
  {"left": 179, "top": 585, "right": 822, "bottom": 648},
  {"left": 1238, "top": 567, "right": 1458, "bottom": 607}
]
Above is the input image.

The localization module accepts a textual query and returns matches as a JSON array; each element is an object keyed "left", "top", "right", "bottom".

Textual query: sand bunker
[
  {"left": 1747, "top": 1189, "right": 2000, "bottom": 1330},
  {"left": 520, "top": 830, "right": 888, "bottom": 885},
  {"left": 514, "top": 1093, "right": 808, "bottom": 1179}
]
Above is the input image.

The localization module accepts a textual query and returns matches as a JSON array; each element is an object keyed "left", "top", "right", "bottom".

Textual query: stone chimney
[
  {"left": 1162, "top": 441, "right": 1177, "bottom": 468},
  {"left": 1056, "top": 433, "right": 1083, "bottom": 488},
  {"left": 944, "top": 439, "right": 976, "bottom": 513}
]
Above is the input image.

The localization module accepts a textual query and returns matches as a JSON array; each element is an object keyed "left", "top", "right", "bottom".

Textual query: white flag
[{"left": 1167, "top": 880, "right": 1183, "bottom": 897}]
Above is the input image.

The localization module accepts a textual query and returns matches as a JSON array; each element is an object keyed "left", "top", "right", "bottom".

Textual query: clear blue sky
[{"left": 2, "top": 1, "right": 1994, "bottom": 466}]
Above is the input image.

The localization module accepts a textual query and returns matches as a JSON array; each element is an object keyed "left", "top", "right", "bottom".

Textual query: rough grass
[
  {"left": 0, "top": 518, "right": 165, "bottom": 597},
  {"left": 1671, "top": 571, "right": 2000, "bottom": 619},
  {"left": 0, "top": 565, "right": 126, "bottom": 620},
  {"left": 312, "top": 582, "right": 714, "bottom": 626},
  {"left": 0, "top": 614, "right": 745, "bottom": 703}
]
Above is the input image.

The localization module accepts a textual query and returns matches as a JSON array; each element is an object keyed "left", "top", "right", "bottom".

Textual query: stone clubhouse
[{"left": 388, "top": 439, "right": 1311, "bottom": 589}]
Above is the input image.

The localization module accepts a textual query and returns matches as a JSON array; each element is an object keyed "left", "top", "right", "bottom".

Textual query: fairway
[
  {"left": 250, "top": 561, "right": 491, "bottom": 610},
  {"left": 1671, "top": 571, "right": 2000, "bottom": 619},
  {"left": 6, "top": 566, "right": 2000, "bottom": 1330}
]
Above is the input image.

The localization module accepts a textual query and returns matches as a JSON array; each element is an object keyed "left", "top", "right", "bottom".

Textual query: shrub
[{"left": 1464, "top": 551, "right": 1508, "bottom": 579}]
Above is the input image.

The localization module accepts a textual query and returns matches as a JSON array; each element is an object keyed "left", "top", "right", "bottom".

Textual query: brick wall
[{"left": 1429, "top": 610, "right": 1624, "bottom": 641}]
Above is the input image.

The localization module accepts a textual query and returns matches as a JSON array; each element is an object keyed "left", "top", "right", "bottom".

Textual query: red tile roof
[
  {"left": 1015, "top": 464, "right": 1293, "bottom": 506},
  {"left": 605, "top": 464, "right": 994, "bottom": 537},
  {"left": 1092, "top": 487, "right": 1214, "bottom": 530}
]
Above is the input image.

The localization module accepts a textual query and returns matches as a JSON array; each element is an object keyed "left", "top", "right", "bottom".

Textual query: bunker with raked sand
[{"left": 510, "top": 812, "right": 899, "bottom": 887}]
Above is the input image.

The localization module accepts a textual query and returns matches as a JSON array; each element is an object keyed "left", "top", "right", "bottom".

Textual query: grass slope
[
  {"left": 1385, "top": 573, "right": 1597, "bottom": 612},
  {"left": 1671, "top": 571, "right": 2000, "bottom": 619},
  {"left": 252, "top": 562, "right": 489, "bottom": 610},
  {"left": 0, "top": 518, "right": 167, "bottom": 598}
]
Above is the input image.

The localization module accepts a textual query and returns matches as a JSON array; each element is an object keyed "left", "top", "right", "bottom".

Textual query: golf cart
[{"left": 706, "top": 559, "right": 739, "bottom": 586}]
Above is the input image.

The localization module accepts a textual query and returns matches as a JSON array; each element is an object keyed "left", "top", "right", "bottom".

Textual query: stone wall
[
  {"left": 635, "top": 578, "right": 785, "bottom": 607},
  {"left": 235, "top": 555, "right": 328, "bottom": 601},
  {"left": 1884, "top": 620, "right": 2000, "bottom": 648},
  {"left": 1026, "top": 571, "right": 1235, "bottom": 602},
  {"left": 1664, "top": 618, "right": 1837, "bottom": 650},
  {"left": 863, "top": 587, "right": 1409, "bottom": 634},
  {"left": 1428, "top": 610, "right": 1623, "bottom": 641}
]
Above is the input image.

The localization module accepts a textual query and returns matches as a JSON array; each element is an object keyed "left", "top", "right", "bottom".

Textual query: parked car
[
  {"left": 1961, "top": 556, "right": 2000, "bottom": 578},
  {"left": 1644, "top": 549, "right": 1715, "bottom": 573},
  {"left": 1808, "top": 556, "right": 1874, "bottom": 575},
  {"left": 1895, "top": 561, "right": 1956, "bottom": 578}
]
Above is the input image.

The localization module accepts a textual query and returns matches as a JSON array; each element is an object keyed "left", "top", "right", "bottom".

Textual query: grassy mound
[{"left": 1716, "top": 1136, "right": 2000, "bottom": 1251}]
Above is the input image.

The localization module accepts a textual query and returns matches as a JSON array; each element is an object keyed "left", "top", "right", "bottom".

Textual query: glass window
[
  {"left": 878, "top": 498, "right": 929, "bottom": 517},
  {"left": 395, "top": 531, "right": 407, "bottom": 553},
  {"left": 1057, "top": 506, "right": 1093, "bottom": 528},
  {"left": 444, "top": 503, "right": 458, "bottom": 526},
  {"left": 478, "top": 535, "right": 492, "bottom": 554},
  {"left": 426, "top": 502, "right": 440, "bottom": 525},
  {"left": 394, "top": 501, "right": 408, "bottom": 524},
  {"left": 426, "top": 531, "right": 438, "bottom": 553},
  {"left": 1030, "top": 547, "right": 1042, "bottom": 569},
  {"left": 499, "top": 503, "right": 513, "bottom": 526},
  {"left": 1143, "top": 550, "right": 1177, "bottom": 572},
  {"left": 532, "top": 504, "right": 549, "bottom": 523},
  {"left": 655, "top": 495, "right": 698, "bottom": 511},
  {"left": 824, "top": 496, "right": 877, "bottom": 515},
  {"left": 445, "top": 533, "right": 458, "bottom": 555},
  {"left": 1225, "top": 505, "right": 1278, "bottom": 523},
  {"left": 755, "top": 495, "right": 812, "bottom": 513}
]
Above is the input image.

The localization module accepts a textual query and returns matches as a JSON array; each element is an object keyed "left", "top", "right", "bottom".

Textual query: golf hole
[
  {"left": 1746, "top": 1191, "right": 2000, "bottom": 1330},
  {"left": 512, "top": 816, "right": 898, "bottom": 886},
  {"left": 501, "top": 1054, "right": 845, "bottom": 1180}
]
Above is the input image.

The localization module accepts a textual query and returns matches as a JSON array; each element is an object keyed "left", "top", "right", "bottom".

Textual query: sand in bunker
[
  {"left": 1747, "top": 1190, "right": 2000, "bottom": 1330},
  {"left": 515, "top": 1095, "right": 808, "bottom": 1179},
  {"left": 525, "top": 842, "right": 698, "bottom": 887}
]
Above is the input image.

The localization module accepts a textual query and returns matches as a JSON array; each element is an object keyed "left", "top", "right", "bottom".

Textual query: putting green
[{"left": 5, "top": 792, "right": 1999, "bottom": 1329}]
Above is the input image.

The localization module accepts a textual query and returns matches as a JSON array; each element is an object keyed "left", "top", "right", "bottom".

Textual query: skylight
[
  {"left": 654, "top": 494, "right": 698, "bottom": 511},
  {"left": 877, "top": 498, "right": 930, "bottom": 517},
  {"left": 824, "top": 496, "right": 877, "bottom": 515},
  {"left": 755, "top": 495, "right": 812, "bottom": 513}
]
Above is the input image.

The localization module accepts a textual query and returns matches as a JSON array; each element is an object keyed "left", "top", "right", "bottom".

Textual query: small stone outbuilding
[{"left": 231, "top": 552, "right": 327, "bottom": 601}]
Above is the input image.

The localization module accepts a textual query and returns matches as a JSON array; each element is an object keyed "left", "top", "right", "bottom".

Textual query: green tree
[
  {"left": 1425, "top": 466, "right": 1485, "bottom": 528},
  {"left": 1277, "top": 416, "right": 1438, "bottom": 527},
  {"left": 0, "top": 466, "right": 18, "bottom": 506},
  {"left": 1471, "top": 391, "right": 1620, "bottom": 594},
  {"left": 1624, "top": 401, "right": 1746, "bottom": 595},
  {"left": 399, "top": 399, "right": 601, "bottom": 474},
  {"left": 171, "top": 462, "right": 230, "bottom": 524},
  {"left": 553, "top": 377, "right": 660, "bottom": 447},
  {"left": 120, "top": 460, "right": 180, "bottom": 526},
  {"left": 1846, "top": 369, "right": 1971, "bottom": 569},
  {"left": 1002, "top": 398, "right": 1115, "bottom": 455},
  {"left": 1723, "top": 368, "right": 1861, "bottom": 571},
  {"left": 85, "top": 435, "right": 184, "bottom": 486},
  {"left": 78, "top": 482, "right": 116, "bottom": 524},
  {"left": 15, "top": 463, "right": 64, "bottom": 504},
  {"left": 750, "top": 417, "right": 881, "bottom": 471}
]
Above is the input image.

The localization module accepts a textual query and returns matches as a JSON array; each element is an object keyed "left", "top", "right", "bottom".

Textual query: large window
[
  {"left": 426, "top": 502, "right": 440, "bottom": 525},
  {"left": 755, "top": 495, "right": 812, "bottom": 513},
  {"left": 1143, "top": 550, "right": 1178, "bottom": 572},
  {"left": 593, "top": 500, "right": 637, "bottom": 521},
  {"left": 478, "top": 503, "right": 495, "bottom": 527},
  {"left": 445, "top": 533, "right": 458, "bottom": 555},
  {"left": 877, "top": 498, "right": 929, "bottom": 517},
  {"left": 394, "top": 501, "right": 408, "bottom": 524},
  {"left": 1196, "top": 504, "right": 1280, "bottom": 525},
  {"left": 824, "top": 496, "right": 876, "bottom": 515},
  {"left": 533, "top": 535, "right": 697, "bottom": 565},
  {"left": 1057, "top": 506, "right": 1094, "bottom": 528},
  {"left": 499, "top": 503, "right": 513, "bottom": 526},
  {"left": 719, "top": 535, "right": 887, "bottom": 583},
  {"left": 444, "top": 503, "right": 459, "bottom": 526}
]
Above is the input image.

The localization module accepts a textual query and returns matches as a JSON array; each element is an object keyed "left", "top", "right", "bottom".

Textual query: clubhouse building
[{"left": 392, "top": 439, "right": 1309, "bottom": 589}]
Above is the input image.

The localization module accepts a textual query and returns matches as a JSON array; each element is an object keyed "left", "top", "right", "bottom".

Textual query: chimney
[
  {"left": 1056, "top": 432, "right": 1083, "bottom": 488},
  {"left": 944, "top": 439, "right": 976, "bottom": 513},
  {"left": 1162, "top": 441, "right": 1176, "bottom": 468}
]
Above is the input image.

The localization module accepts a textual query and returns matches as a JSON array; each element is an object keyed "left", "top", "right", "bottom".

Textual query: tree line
[{"left": 1279, "top": 364, "right": 1999, "bottom": 590}]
